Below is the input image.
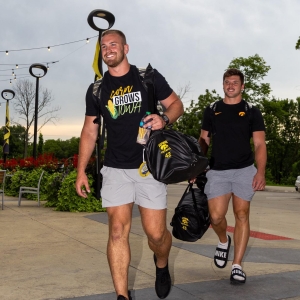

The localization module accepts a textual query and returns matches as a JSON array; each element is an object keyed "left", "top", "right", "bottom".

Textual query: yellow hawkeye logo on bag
[
  {"left": 158, "top": 140, "right": 171, "bottom": 158},
  {"left": 181, "top": 217, "right": 189, "bottom": 230},
  {"left": 239, "top": 112, "right": 246, "bottom": 116}
]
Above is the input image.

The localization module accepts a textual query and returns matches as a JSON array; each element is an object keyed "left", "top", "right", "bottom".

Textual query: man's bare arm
[
  {"left": 75, "top": 116, "right": 99, "bottom": 197},
  {"left": 143, "top": 91, "right": 184, "bottom": 130},
  {"left": 252, "top": 131, "right": 267, "bottom": 191},
  {"left": 199, "top": 129, "right": 210, "bottom": 156}
]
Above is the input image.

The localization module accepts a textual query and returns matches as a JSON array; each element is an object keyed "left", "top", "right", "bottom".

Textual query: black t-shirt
[
  {"left": 85, "top": 65, "right": 173, "bottom": 169},
  {"left": 201, "top": 100, "right": 265, "bottom": 170}
]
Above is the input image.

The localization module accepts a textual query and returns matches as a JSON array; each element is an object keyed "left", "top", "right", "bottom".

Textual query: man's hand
[
  {"left": 143, "top": 114, "right": 166, "bottom": 130},
  {"left": 75, "top": 173, "right": 91, "bottom": 198},
  {"left": 252, "top": 172, "right": 266, "bottom": 191}
]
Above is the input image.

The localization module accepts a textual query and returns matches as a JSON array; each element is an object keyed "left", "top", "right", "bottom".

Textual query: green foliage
[
  {"left": 44, "top": 137, "right": 80, "bottom": 159},
  {"left": 262, "top": 97, "right": 300, "bottom": 184},
  {"left": 0, "top": 125, "right": 26, "bottom": 158},
  {"left": 5, "top": 168, "right": 48, "bottom": 200},
  {"left": 173, "top": 89, "right": 221, "bottom": 138},
  {"left": 44, "top": 172, "right": 65, "bottom": 207},
  {"left": 55, "top": 170, "right": 105, "bottom": 212},
  {"left": 296, "top": 37, "right": 300, "bottom": 50},
  {"left": 38, "top": 132, "right": 44, "bottom": 155},
  {"left": 227, "top": 54, "right": 271, "bottom": 104}
]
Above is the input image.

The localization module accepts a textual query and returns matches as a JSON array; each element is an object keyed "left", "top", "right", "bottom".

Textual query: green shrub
[
  {"left": 55, "top": 170, "right": 106, "bottom": 212},
  {"left": 44, "top": 172, "right": 66, "bottom": 207},
  {"left": 5, "top": 168, "right": 48, "bottom": 201}
]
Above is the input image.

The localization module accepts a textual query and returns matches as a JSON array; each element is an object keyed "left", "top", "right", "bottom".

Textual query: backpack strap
[
  {"left": 208, "top": 100, "right": 221, "bottom": 137},
  {"left": 92, "top": 77, "right": 104, "bottom": 125}
]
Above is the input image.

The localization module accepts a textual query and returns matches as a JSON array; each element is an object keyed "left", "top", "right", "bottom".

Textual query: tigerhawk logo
[
  {"left": 158, "top": 140, "right": 171, "bottom": 158},
  {"left": 181, "top": 217, "right": 189, "bottom": 230},
  {"left": 215, "top": 112, "right": 222, "bottom": 115},
  {"left": 239, "top": 112, "right": 246, "bottom": 116}
]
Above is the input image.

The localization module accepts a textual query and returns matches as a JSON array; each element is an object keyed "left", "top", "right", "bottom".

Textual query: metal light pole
[
  {"left": 1, "top": 89, "right": 15, "bottom": 163},
  {"left": 87, "top": 9, "right": 115, "bottom": 199},
  {"left": 29, "top": 63, "right": 47, "bottom": 159}
]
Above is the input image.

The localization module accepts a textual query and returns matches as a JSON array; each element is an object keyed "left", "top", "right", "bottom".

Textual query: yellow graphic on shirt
[
  {"left": 106, "top": 100, "right": 118, "bottom": 119},
  {"left": 105, "top": 85, "right": 142, "bottom": 119},
  {"left": 239, "top": 112, "right": 246, "bottom": 116}
]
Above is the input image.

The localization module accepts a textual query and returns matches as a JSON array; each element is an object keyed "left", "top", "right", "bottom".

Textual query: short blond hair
[{"left": 101, "top": 29, "right": 127, "bottom": 45}]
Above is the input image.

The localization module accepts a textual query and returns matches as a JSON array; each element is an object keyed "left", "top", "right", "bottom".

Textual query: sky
[{"left": 0, "top": 0, "right": 299, "bottom": 141}]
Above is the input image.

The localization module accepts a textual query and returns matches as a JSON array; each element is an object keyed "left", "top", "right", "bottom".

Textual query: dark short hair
[
  {"left": 101, "top": 29, "right": 127, "bottom": 45},
  {"left": 223, "top": 68, "right": 244, "bottom": 85}
]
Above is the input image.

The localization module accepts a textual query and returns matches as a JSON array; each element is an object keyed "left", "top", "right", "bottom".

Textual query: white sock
[
  {"left": 215, "top": 237, "right": 228, "bottom": 267},
  {"left": 232, "top": 264, "right": 244, "bottom": 281}
]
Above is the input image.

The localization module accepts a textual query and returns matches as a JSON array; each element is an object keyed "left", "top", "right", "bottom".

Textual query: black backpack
[
  {"left": 170, "top": 182, "right": 210, "bottom": 242},
  {"left": 144, "top": 128, "right": 209, "bottom": 184}
]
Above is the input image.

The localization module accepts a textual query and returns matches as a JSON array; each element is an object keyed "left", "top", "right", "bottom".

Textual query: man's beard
[{"left": 103, "top": 51, "right": 125, "bottom": 68}]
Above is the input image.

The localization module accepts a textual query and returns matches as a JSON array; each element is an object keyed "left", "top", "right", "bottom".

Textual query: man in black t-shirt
[
  {"left": 75, "top": 29, "right": 183, "bottom": 300},
  {"left": 199, "top": 69, "right": 266, "bottom": 284}
]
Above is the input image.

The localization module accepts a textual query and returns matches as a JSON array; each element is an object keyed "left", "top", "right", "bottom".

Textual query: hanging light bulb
[
  {"left": 48, "top": 46, "right": 51, "bottom": 51},
  {"left": 6, "top": 51, "right": 8, "bottom": 55},
  {"left": 14, "top": 75, "right": 16, "bottom": 80},
  {"left": 86, "top": 38, "right": 90, "bottom": 43},
  {"left": 16, "top": 64, "right": 19, "bottom": 68},
  {"left": 47, "top": 63, "right": 49, "bottom": 70},
  {"left": 10, "top": 79, "right": 12, "bottom": 84},
  {"left": 12, "top": 69, "right": 14, "bottom": 75}
]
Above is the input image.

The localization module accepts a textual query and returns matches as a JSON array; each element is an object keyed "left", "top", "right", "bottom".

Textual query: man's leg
[
  {"left": 208, "top": 193, "right": 232, "bottom": 268},
  {"left": 139, "top": 207, "right": 172, "bottom": 267},
  {"left": 139, "top": 207, "right": 172, "bottom": 298},
  {"left": 208, "top": 193, "right": 232, "bottom": 243},
  {"left": 231, "top": 195, "right": 250, "bottom": 266},
  {"left": 107, "top": 203, "right": 133, "bottom": 299}
]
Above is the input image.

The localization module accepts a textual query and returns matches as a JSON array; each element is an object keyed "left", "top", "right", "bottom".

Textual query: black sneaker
[
  {"left": 117, "top": 290, "right": 132, "bottom": 300},
  {"left": 154, "top": 254, "right": 171, "bottom": 299}
]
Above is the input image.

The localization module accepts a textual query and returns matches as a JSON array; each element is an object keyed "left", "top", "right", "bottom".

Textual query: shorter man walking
[{"left": 198, "top": 68, "right": 267, "bottom": 284}]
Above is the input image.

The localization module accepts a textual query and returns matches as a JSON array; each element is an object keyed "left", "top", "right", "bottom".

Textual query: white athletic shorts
[{"left": 100, "top": 166, "right": 167, "bottom": 209}]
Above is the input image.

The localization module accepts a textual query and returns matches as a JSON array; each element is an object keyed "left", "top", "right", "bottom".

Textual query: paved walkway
[{"left": 0, "top": 184, "right": 299, "bottom": 300}]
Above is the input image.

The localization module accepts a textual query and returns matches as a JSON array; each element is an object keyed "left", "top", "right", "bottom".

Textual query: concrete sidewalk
[{"left": 0, "top": 185, "right": 300, "bottom": 300}]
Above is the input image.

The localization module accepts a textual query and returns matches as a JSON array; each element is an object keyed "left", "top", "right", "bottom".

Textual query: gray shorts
[
  {"left": 204, "top": 164, "right": 257, "bottom": 201},
  {"left": 100, "top": 166, "right": 167, "bottom": 209}
]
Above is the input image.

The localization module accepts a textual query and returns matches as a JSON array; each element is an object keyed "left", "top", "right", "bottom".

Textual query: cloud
[{"left": 0, "top": 0, "right": 300, "bottom": 140}]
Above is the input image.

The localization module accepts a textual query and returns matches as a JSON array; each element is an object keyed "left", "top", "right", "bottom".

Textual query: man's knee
[
  {"left": 209, "top": 211, "right": 226, "bottom": 226},
  {"left": 147, "top": 228, "right": 169, "bottom": 246},
  {"left": 109, "top": 221, "right": 130, "bottom": 242},
  {"left": 234, "top": 210, "right": 249, "bottom": 223}
]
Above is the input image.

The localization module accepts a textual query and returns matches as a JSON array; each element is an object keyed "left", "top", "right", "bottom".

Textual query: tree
[
  {"left": 0, "top": 125, "right": 26, "bottom": 158},
  {"left": 261, "top": 97, "right": 300, "bottom": 184},
  {"left": 44, "top": 137, "right": 80, "bottom": 159},
  {"left": 296, "top": 37, "right": 300, "bottom": 50},
  {"left": 38, "top": 132, "right": 44, "bottom": 155},
  {"left": 12, "top": 79, "right": 60, "bottom": 157},
  {"left": 173, "top": 89, "right": 221, "bottom": 138},
  {"left": 227, "top": 54, "right": 271, "bottom": 104}
]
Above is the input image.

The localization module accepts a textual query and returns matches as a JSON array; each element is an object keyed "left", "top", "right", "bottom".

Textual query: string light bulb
[
  {"left": 9, "top": 79, "right": 12, "bottom": 84},
  {"left": 14, "top": 75, "right": 16, "bottom": 80},
  {"left": 48, "top": 46, "right": 51, "bottom": 51},
  {"left": 16, "top": 64, "right": 18, "bottom": 68},
  {"left": 86, "top": 38, "right": 90, "bottom": 43},
  {"left": 12, "top": 69, "right": 14, "bottom": 75},
  {"left": 47, "top": 63, "right": 49, "bottom": 70},
  {"left": 6, "top": 51, "right": 8, "bottom": 55}
]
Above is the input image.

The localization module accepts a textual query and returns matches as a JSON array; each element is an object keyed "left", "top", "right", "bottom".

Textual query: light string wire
[
  {"left": 0, "top": 35, "right": 98, "bottom": 53},
  {"left": 0, "top": 37, "right": 95, "bottom": 84}
]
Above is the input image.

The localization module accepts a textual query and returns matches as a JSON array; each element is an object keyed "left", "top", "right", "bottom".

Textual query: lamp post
[
  {"left": 87, "top": 9, "right": 115, "bottom": 199},
  {"left": 1, "top": 89, "right": 15, "bottom": 163},
  {"left": 29, "top": 63, "right": 47, "bottom": 159}
]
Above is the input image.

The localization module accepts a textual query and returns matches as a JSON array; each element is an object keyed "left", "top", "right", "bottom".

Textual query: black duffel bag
[
  {"left": 170, "top": 182, "right": 210, "bottom": 242},
  {"left": 144, "top": 128, "right": 209, "bottom": 184}
]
